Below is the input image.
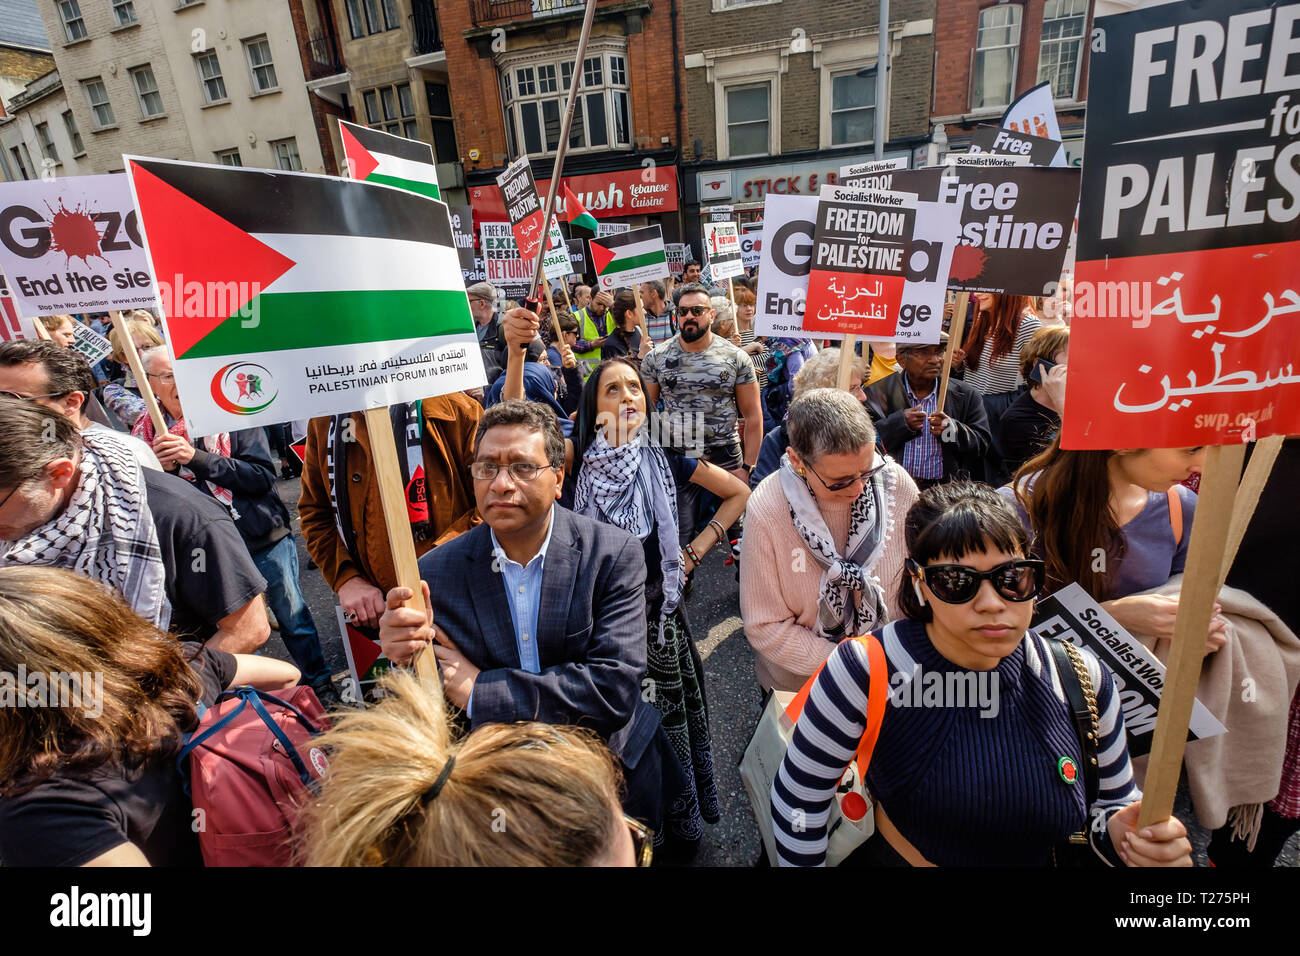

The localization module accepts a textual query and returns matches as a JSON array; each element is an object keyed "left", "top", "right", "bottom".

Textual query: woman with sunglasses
[
  {"left": 500, "top": 307, "right": 750, "bottom": 860},
  {"left": 297, "top": 669, "right": 650, "bottom": 866},
  {"left": 772, "top": 482, "right": 1193, "bottom": 867},
  {"left": 741, "top": 388, "right": 917, "bottom": 694}
]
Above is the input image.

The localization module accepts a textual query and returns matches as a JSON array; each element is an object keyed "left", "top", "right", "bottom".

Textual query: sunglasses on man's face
[
  {"left": 908, "top": 558, "right": 1044, "bottom": 604},
  {"left": 678, "top": 305, "right": 711, "bottom": 317},
  {"left": 624, "top": 814, "right": 654, "bottom": 867}
]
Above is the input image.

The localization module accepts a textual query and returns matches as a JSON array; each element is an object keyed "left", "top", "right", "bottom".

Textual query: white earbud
[{"left": 913, "top": 579, "right": 926, "bottom": 606}]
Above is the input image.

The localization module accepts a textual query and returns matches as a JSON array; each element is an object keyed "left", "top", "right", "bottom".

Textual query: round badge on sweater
[{"left": 1058, "top": 756, "right": 1078, "bottom": 784}]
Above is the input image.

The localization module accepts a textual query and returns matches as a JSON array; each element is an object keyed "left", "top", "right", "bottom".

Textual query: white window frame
[
  {"left": 496, "top": 39, "right": 632, "bottom": 159},
  {"left": 243, "top": 36, "right": 279, "bottom": 94},
  {"left": 1037, "top": 0, "right": 1087, "bottom": 102},
  {"left": 194, "top": 49, "right": 228, "bottom": 104},
  {"left": 723, "top": 82, "right": 771, "bottom": 160},
  {"left": 62, "top": 110, "right": 85, "bottom": 156},
  {"left": 83, "top": 78, "right": 116, "bottom": 129},
  {"left": 130, "top": 65, "right": 166, "bottom": 118},
  {"left": 710, "top": 0, "right": 781, "bottom": 9},
  {"left": 270, "top": 138, "right": 301, "bottom": 171},
  {"left": 111, "top": 0, "right": 138, "bottom": 27},
  {"left": 971, "top": 4, "right": 1023, "bottom": 112},
  {"left": 710, "top": 48, "right": 783, "bottom": 161},
  {"left": 828, "top": 68, "right": 876, "bottom": 148},
  {"left": 58, "top": 1, "right": 87, "bottom": 42},
  {"left": 815, "top": 32, "right": 898, "bottom": 150},
  {"left": 215, "top": 148, "right": 242, "bottom": 166}
]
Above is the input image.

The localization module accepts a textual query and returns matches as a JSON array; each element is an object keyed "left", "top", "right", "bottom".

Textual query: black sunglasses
[
  {"left": 678, "top": 305, "right": 711, "bottom": 317},
  {"left": 908, "top": 558, "right": 1044, "bottom": 604}
]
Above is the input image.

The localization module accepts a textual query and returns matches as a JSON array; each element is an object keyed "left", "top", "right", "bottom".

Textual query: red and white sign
[
  {"left": 1063, "top": 0, "right": 1300, "bottom": 449},
  {"left": 469, "top": 166, "right": 679, "bottom": 228}
]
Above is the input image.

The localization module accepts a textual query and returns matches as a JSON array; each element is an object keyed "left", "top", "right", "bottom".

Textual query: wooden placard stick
[
  {"left": 361, "top": 405, "right": 442, "bottom": 690},
  {"left": 33, "top": 316, "right": 50, "bottom": 340},
  {"left": 727, "top": 277, "right": 736, "bottom": 313},
  {"left": 559, "top": 281, "right": 575, "bottom": 315},
  {"left": 539, "top": 279, "right": 564, "bottom": 342},
  {"left": 935, "top": 291, "right": 970, "bottom": 415},
  {"left": 836, "top": 334, "right": 858, "bottom": 391},
  {"left": 108, "top": 309, "right": 168, "bottom": 435},
  {"left": 632, "top": 283, "right": 650, "bottom": 341},
  {"left": 1136, "top": 442, "right": 1247, "bottom": 829},
  {"left": 1217, "top": 434, "right": 1284, "bottom": 591}
]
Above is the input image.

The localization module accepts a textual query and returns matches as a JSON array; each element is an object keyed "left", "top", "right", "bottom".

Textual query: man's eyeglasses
[
  {"left": 803, "top": 458, "right": 887, "bottom": 492},
  {"left": 0, "top": 390, "right": 69, "bottom": 401},
  {"left": 0, "top": 479, "right": 27, "bottom": 513},
  {"left": 679, "top": 305, "right": 711, "bottom": 318},
  {"left": 907, "top": 558, "right": 1044, "bottom": 604},
  {"left": 624, "top": 814, "right": 654, "bottom": 867},
  {"left": 469, "top": 460, "right": 554, "bottom": 482},
  {"left": 146, "top": 371, "right": 176, "bottom": 384}
]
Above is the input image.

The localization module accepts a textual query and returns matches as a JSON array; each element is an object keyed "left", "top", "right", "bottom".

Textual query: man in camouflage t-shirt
[{"left": 641, "top": 283, "right": 763, "bottom": 545}]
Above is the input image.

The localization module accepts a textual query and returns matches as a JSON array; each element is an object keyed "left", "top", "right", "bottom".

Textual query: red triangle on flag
[
  {"left": 289, "top": 441, "right": 306, "bottom": 464},
  {"left": 589, "top": 239, "right": 616, "bottom": 276},
  {"left": 345, "top": 621, "right": 383, "bottom": 677},
  {"left": 128, "top": 161, "right": 297, "bottom": 359},
  {"left": 339, "top": 125, "right": 379, "bottom": 181}
]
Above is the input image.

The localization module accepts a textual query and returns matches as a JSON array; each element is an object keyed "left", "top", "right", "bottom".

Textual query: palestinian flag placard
[
  {"left": 590, "top": 224, "right": 669, "bottom": 291},
  {"left": 338, "top": 120, "right": 440, "bottom": 200},
  {"left": 124, "top": 156, "right": 484, "bottom": 437}
]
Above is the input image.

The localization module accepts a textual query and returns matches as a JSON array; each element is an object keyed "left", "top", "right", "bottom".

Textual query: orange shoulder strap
[
  {"left": 785, "top": 633, "right": 888, "bottom": 772},
  {"left": 1167, "top": 487, "right": 1183, "bottom": 545}
]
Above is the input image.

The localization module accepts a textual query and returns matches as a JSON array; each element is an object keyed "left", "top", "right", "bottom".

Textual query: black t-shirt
[
  {"left": 601, "top": 327, "right": 642, "bottom": 361},
  {"left": 144, "top": 467, "right": 267, "bottom": 642},
  {"left": 0, "top": 645, "right": 236, "bottom": 867},
  {"left": 999, "top": 389, "right": 1060, "bottom": 476}
]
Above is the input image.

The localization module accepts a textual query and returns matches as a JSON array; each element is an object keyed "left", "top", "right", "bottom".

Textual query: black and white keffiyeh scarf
[
  {"left": 0, "top": 430, "right": 170, "bottom": 628},
  {"left": 574, "top": 429, "right": 684, "bottom": 621},
  {"left": 778, "top": 452, "right": 892, "bottom": 642}
]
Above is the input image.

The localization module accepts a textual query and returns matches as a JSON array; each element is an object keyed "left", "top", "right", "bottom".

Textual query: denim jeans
[{"left": 251, "top": 535, "right": 329, "bottom": 685}]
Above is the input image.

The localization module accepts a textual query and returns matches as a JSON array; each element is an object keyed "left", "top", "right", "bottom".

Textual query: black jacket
[
  {"left": 186, "top": 426, "right": 291, "bottom": 554},
  {"left": 863, "top": 372, "right": 992, "bottom": 483}
]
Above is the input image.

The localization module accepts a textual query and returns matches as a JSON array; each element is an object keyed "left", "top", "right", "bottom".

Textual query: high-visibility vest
[{"left": 574, "top": 306, "right": 614, "bottom": 368}]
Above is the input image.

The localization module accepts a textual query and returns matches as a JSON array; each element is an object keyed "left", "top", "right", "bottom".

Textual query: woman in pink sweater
[{"left": 740, "top": 388, "right": 918, "bottom": 692}]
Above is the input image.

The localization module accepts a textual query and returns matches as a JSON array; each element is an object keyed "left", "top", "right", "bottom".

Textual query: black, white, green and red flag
[
  {"left": 589, "top": 224, "right": 670, "bottom": 291},
  {"left": 561, "top": 181, "right": 599, "bottom": 232},
  {"left": 338, "top": 120, "right": 440, "bottom": 200},
  {"left": 124, "top": 156, "right": 484, "bottom": 436}
]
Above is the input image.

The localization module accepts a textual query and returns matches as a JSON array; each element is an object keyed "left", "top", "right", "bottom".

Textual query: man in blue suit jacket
[{"left": 379, "top": 399, "right": 670, "bottom": 832}]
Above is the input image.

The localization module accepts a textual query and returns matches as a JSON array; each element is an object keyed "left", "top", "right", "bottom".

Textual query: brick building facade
[
  {"left": 680, "top": 0, "right": 936, "bottom": 248},
  {"left": 931, "top": 0, "right": 1092, "bottom": 166}
]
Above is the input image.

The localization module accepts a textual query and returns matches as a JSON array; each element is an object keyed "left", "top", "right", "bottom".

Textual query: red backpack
[{"left": 178, "top": 686, "right": 331, "bottom": 866}]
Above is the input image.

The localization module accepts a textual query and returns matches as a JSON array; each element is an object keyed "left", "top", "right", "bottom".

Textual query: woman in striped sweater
[{"left": 771, "top": 482, "right": 1193, "bottom": 867}]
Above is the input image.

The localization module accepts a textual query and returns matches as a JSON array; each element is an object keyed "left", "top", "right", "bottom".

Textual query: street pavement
[{"left": 268, "top": 475, "right": 1295, "bottom": 869}]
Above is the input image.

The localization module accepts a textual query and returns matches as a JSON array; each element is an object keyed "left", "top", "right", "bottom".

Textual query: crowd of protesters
[{"left": 0, "top": 276, "right": 1295, "bottom": 871}]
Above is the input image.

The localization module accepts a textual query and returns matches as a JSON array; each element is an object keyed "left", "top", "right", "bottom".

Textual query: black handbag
[{"left": 1045, "top": 636, "right": 1106, "bottom": 867}]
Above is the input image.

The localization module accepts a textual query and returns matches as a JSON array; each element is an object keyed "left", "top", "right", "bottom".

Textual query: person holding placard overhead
[{"left": 772, "top": 481, "right": 1194, "bottom": 867}]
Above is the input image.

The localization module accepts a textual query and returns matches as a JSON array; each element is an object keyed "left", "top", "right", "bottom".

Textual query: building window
[
  {"left": 363, "top": 82, "right": 417, "bottom": 139},
  {"left": 111, "top": 0, "right": 137, "bottom": 27},
  {"left": 10, "top": 145, "right": 32, "bottom": 179},
  {"left": 62, "top": 110, "right": 84, "bottom": 155},
  {"left": 1038, "top": 0, "right": 1087, "bottom": 100},
  {"left": 215, "top": 148, "right": 242, "bottom": 166},
  {"left": 501, "top": 49, "right": 631, "bottom": 158},
  {"left": 271, "top": 138, "right": 301, "bottom": 171},
  {"left": 34, "top": 123, "right": 59, "bottom": 163},
  {"left": 972, "top": 4, "right": 1022, "bottom": 110},
  {"left": 244, "top": 36, "right": 278, "bottom": 93},
  {"left": 83, "top": 78, "right": 116, "bottom": 128},
  {"left": 830, "top": 68, "right": 875, "bottom": 146},
  {"left": 58, "top": 1, "right": 87, "bottom": 42},
  {"left": 131, "top": 65, "right": 165, "bottom": 118},
  {"left": 346, "top": 0, "right": 396, "bottom": 37},
  {"left": 426, "top": 81, "right": 458, "bottom": 163},
  {"left": 194, "top": 50, "right": 227, "bottom": 103},
  {"left": 726, "top": 83, "right": 769, "bottom": 158}
]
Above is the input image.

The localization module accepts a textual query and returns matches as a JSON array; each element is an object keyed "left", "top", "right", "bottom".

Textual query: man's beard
[{"left": 680, "top": 321, "right": 708, "bottom": 343}]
